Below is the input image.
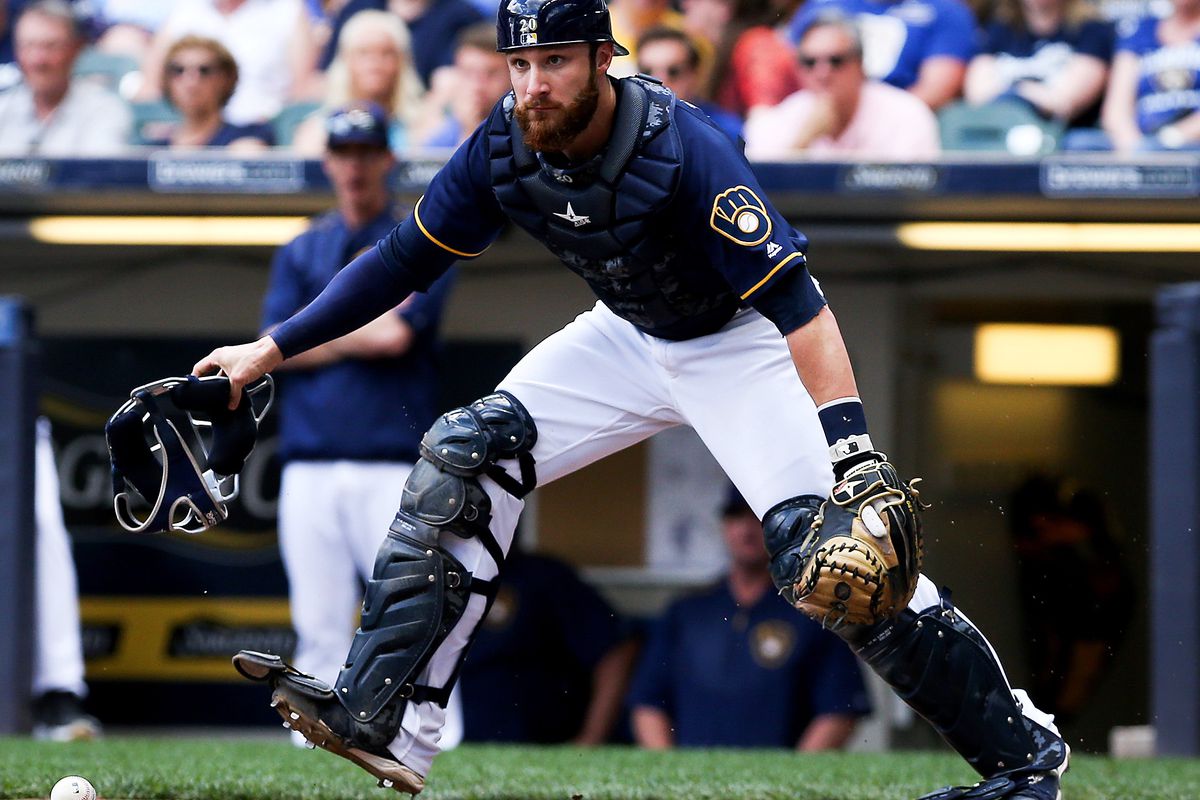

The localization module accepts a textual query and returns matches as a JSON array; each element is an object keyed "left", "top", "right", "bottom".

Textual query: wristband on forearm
[{"left": 816, "top": 397, "right": 874, "bottom": 468}]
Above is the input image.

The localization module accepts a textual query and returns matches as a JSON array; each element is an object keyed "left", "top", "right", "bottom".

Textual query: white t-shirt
[
  {"left": 744, "top": 80, "right": 941, "bottom": 161},
  {"left": 0, "top": 80, "right": 132, "bottom": 156},
  {"left": 159, "top": 0, "right": 303, "bottom": 124}
]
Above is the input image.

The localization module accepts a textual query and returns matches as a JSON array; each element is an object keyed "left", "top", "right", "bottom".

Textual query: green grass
[{"left": 1, "top": 738, "right": 1198, "bottom": 800}]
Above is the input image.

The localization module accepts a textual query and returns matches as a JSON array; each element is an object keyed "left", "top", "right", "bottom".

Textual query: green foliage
[{"left": 1, "top": 739, "right": 1198, "bottom": 800}]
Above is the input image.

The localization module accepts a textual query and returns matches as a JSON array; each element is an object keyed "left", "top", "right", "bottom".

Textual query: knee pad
[
  {"left": 400, "top": 390, "right": 538, "bottom": 551},
  {"left": 762, "top": 494, "right": 823, "bottom": 601}
]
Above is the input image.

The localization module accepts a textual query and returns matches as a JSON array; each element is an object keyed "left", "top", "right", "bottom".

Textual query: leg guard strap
[{"left": 846, "top": 590, "right": 1066, "bottom": 780}]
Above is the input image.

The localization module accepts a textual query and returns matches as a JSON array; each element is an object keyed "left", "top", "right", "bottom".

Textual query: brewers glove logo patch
[{"left": 710, "top": 185, "right": 772, "bottom": 246}]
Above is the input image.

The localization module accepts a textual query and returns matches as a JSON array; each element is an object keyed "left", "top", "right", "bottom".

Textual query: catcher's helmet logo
[
  {"left": 519, "top": 16, "right": 539, "bottom": 45},
  {"left": 710, "top": 185, "right": 772, "bottom": 247}
]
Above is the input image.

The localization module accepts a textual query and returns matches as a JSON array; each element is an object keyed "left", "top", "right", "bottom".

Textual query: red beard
[{"left": 514, "top": 72, "right": 600, "bottom": 152}]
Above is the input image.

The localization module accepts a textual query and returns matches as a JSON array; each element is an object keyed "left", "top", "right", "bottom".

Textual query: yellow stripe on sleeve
[
  {"left": 413, "top": 196, "right": 489, "bottom": 258},
  {"left": 740, "top": 251, "right": 804, "bottom": 300}
]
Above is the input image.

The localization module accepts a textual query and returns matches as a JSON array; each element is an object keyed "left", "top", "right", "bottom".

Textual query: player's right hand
[{"left": 192, "top": 336, "right": 284, "bottom": 409}]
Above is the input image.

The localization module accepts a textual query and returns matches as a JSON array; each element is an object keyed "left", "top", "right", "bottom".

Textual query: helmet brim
[{"left": 497, "top": 38, "right": 630, "bottom": 56}]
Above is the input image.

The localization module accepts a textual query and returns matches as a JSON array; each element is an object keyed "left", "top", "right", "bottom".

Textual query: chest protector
[{"left": 488, "top": 76, "right": 739, "bottom": 339}]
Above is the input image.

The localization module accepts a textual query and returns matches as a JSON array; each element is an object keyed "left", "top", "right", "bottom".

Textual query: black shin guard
[
  {"left": 332, "top": 517, "right": 477, "bottom": 749},
  {"left": 845, "top": 593, "right": 1066, "bottom": 780},
  {"left": 329, "top": 391, "right": 539, "bottom": 749}
]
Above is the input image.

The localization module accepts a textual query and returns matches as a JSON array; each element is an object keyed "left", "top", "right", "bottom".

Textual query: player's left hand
[
  {"left": 787, "top": 457, "right": 925, "bottom": 628},
  {"left": 192, "top": 336, "right": 284, "bottom": 409}
]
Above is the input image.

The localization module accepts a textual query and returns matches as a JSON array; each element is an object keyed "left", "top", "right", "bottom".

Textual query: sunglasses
[
  {"left": 797, "top": 53, "right": 852, "bottom": 70},
  {"left": 638, "top": 63, "right": 690, "bottom": 80},
  {"left": 167, "top": 62, "right": 220, "bottom": 78}
]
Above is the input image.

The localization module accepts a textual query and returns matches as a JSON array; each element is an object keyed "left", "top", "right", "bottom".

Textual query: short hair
[
  {"left": 16, "top": 0, "right": 84, "bottom": 42},
  {"left": 635, "top": 25, "right": 701, "bottom": 72},
  {"left": 456, "top": 20, "right": 499, "bottom": 54},
  {"left": 161, "top": 35, "right": 239, "bottom": 108},
  {"left": 795, "top": 10, "right": 864, "bottom": 60}
]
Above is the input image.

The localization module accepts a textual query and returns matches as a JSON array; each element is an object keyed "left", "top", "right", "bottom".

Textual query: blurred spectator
[
  {"left": 317, "top": 0, "right": 484, "bottom": 86},
  {"left": 628, "top": 487, "right": 871, "bottom": 749},
  {"left": 0, "top": 0, "right": 132, "bottom": 155},
  {"left": 636, "top": 26, "right": 744, "bottom": 142},
  {"left": 1007, "top": 475, "right": 1135, "bottom": 723},
  {"left": 32, "top": 417, "right": 102, "bottom": 742},
  {"left": 261, "top": 101, "right": 458, "bottom": 736},
  {"left": 965, "top": 0, "right": 1112, "bottom": 130},
  {"left": 291, "top": 9, "right": 422, "bottom": 155},
  {"left": 1091, "top": 0, "right": 1200, "bottom": 151},
  {"left": 458, "top": 547, "right": 637, "bottom": 745},
  {"left": 418, "top": 21, "right": 509, "bottom": 148},
  {"left": 388, "top": 0, "right": 484, "bottom": 85},
  {"left": 745, "top": 11, "right": 940, "bottom": 159},
  {"left": 608, "top": 0, "right": 685, "bottom": 76},
  {"left": 138, "top": 0, "right": 319, "bottom": 125},
  {"left": 0, "top": 2, "right": 18, "bottom": 89},
  {"left": 90, "top": 0, "right": 177, "bottom": 59},
  {"left": 788, "top": 0, "right": 977, "bottom": 110},
  {"left": 143, "top": 35, "right": 273, "bottom": 149},
  {"left": 703, "top": 0, "right": 802, "bottom": 119}
]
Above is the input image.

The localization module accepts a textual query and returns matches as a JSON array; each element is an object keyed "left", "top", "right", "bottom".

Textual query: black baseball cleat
[
  {"left": 233, "top": 651, "right": 424, "bottom": 795},
  {"left": 917, "top": 744, "right": 1070, "bottom": 800},
  {"left": 32, "top": 691, "right": 102, "bottom": 742}
]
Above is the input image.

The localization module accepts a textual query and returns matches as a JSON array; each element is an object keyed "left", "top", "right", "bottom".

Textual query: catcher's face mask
[{"left": 105, "top": 375, "right": 274, "bottom": 534}]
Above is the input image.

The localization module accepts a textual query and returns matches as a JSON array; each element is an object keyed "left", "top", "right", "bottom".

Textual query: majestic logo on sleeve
[{"left": 710, "top": 185, "right": 772, "bottom": 246}]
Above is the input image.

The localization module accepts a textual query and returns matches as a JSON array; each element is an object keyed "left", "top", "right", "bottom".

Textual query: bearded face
[{"left": 514, "top": 64, "right": 600, "bottom": 152}]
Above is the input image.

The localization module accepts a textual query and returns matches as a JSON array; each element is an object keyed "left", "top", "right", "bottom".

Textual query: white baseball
[{"left": 50, "top": 776, "right": 96, "bottom": 800}]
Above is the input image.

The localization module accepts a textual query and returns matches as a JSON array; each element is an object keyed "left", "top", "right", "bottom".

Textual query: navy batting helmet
[
  {"left": 105, "top": 374, "right": 274, "bottom": 534},
  {"left": 497, "top": 0, "right": 629, "bottom": 55}
]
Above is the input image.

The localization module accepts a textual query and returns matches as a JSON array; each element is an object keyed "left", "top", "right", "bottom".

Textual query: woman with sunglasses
[{"left": 147, "top": 35, "right": 274, "bottom": 149}]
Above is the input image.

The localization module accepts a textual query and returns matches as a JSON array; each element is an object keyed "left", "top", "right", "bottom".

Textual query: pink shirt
[{"left": 744, "top": 81, "right": 941, "bottom": 161}]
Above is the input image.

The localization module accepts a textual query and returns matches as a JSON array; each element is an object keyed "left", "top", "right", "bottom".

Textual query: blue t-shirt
[
  {"left": 981, "top": 19, "right": 1114, "bottom": 126},
  {"left": 790, "top": 0, "right": 977, "bottom": 89},
  {"left": 261, "top": 204, "right": 455, "bottom": 463},
  {"left": 1116, "top": 15, "right": 1200, "bottom": 134},
  {"left": 145, "top": 120, "right": 276, "bottom": 148},
  {"left": 378, "top": 80, "right": 823, "bottom": 342},
  {"left": 628, "top": 580, "right": 872, "bottom": 748},
  {"left": 458, "top": 552, "right": 628, "bottom": 743}
]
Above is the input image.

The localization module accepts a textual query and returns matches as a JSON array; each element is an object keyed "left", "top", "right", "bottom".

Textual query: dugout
[{"left": 0, "top": 152, "right": 1194, "bottom": 753}]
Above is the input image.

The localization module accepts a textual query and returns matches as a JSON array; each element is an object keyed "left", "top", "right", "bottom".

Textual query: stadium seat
[
  {"left": 938, "top": 99, "right": 1064, "bottom": 156},
  {"left": 272, "top": 101, "right": 323, "bottom": 147},
  {"left": 72, "top": 49, "right": 140, "bottom": 97},
  {"left": 130, "top": 100, "right": 181, "bottom": 146}
]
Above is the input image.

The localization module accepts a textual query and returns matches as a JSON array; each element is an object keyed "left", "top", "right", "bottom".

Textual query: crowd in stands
[{"left": 1, "top": 0, "right": 1199, "bottom": 158}]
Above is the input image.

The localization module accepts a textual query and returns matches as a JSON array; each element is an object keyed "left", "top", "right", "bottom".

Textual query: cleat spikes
[
  {"left": 282, "top": 721, "right": 291, "bottom": 729},
  {"left": 290, "top": 712, "right": 300, "bottom": 720}
]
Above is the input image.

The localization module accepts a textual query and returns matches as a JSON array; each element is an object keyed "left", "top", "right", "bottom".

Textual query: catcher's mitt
[{"left": 786, "top": 459, "right": 924, "bottom": 628}]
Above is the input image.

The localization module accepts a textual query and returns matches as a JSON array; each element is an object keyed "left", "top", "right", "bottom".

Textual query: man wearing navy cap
[
  {"left": 630, "top": 485, "right": 871, "bottom": 750},
  {"left": 259, "top": 101, "right": 459, "bottom": 744}
]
